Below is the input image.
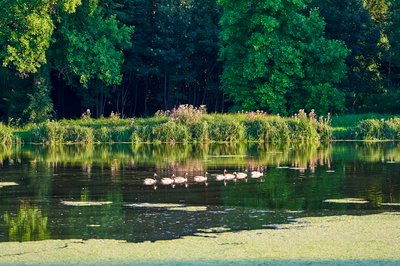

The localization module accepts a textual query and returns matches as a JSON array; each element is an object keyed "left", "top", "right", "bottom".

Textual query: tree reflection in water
[{"left": 3, "top": 203, "right": 50, "bottom": 242}]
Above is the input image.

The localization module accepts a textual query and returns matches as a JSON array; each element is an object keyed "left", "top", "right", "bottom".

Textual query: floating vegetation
[
  {"left": 0, "top": 182, "right": 19, "bottom": 187},
  {"left": 252, "top": 209, "right": 275, "bottom": 213},
  {"left": 124, "top": 203, "right": 207, "bottom": 212},
  {"left": 381, "top": 203, "right": 400, "bottom": 206},
  {"left": 285, "top": 210, "right": 304, "bottom": 214},
  {"left": 323, "top": 198, "right": 369, "bottom": 204},
  {"left": 124, "top": 203, "right": 185, "bottom": 208},
  {"left": 61, "top": 201, "right": 112, "bottom": 207},
  {"left": 167, "top": 206, "right": 207, "bottom": 212}
]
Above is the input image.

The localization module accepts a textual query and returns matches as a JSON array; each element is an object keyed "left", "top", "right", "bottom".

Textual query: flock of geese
[{"left": 143, "top": 168, "right": 265, "bottom": 189}]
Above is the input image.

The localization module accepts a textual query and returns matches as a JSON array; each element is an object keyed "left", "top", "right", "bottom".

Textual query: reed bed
[
  {"left": 0, "top": 123, "right": 13, "bottom": 146},
  {"left": 2, "top": 106, "right": 399, "bottom": 144}
]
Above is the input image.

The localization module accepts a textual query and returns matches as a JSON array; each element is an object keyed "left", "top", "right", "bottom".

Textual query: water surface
[{"left": 0, "top": 142, "right": 399, "bottom": 242}]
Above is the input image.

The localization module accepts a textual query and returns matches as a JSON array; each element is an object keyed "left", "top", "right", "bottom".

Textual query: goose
[
  {"left": 235, "top": 169, "right": 248, "bottom": 180},
  {"left": 143, "top": 173, "right": 158, "bottom": 190},
  {"left": 174, "top": 172, "right": 189, "bottom": 188},
  {"left": 251, "top": 167, "right": 264, "bottom": 178},
  {"left": 216, "top": 169, "right": 227, "bottom": 182},
  {"left": 161, "top": 174, "right": 175, "bottom": 188},
  {"left": 194, "top": 171, "right": 208, "bottom": 186},
  {"left": 224, "top": 169, "right": 236, "bottom": 181},
  {"left": 143, "top": 173, "right": 157, "bottom": 186}
]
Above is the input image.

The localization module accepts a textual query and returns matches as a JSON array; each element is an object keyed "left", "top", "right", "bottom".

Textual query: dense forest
[{"left": 0, "top": 0, "right": 399, "bottom": 124}]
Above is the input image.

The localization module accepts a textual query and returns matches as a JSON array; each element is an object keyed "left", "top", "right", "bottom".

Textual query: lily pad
[
  {"left": 0, "top": 182, "right": 19, "bottom": 187},
  {"left": 323, "top": 198, "right": 369, "bottom": 204},
  {"left": 61, "top": 201, "right": 112, "bottom": 207},
  {"left": 286, "top": 210, "right": 304, "bottom": 214},
  {"left": 124, "top": 203, "right": 185, "bottom": 208},
  {"left": 167, "top": 206, "right": 207, "bottom": 212},
  {"left": 381, "top": 203, "right": 400, "bottom": 206}
]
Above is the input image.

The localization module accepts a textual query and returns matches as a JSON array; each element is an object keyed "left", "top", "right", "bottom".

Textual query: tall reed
[{"left": 0, "top": 123, "right": 13, "bottom": 145}]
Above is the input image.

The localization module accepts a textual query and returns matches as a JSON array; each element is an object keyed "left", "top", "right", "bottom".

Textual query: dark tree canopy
[
  {"left": 0, "top": 0, "right": 399, "bottom": 123},
  {"left": 219, "top": 0, "right": 349, "bottom": 114}
]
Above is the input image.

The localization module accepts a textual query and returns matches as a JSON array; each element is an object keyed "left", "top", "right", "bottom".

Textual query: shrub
[
  {"left": 169, "top": 104, "right": 206, "bottom": 125},
  {"left": 265, "top": 119, "right": 291, "bottom": 142},
  {"left": 353, "top": 119, "right": 384, "bottom": 140},
  {"left": 244, "top": 114, "right": 267, "bottom": 142},
  {"left": 151, "top": 121, "right": 190, "bottom": 143},
  {"left": 289, "top": 109, "right": 330, "bottom": 142},
  {"left": 63, "top": 125, "right": 94, "bottom": 144},
  {"left": 208, "top": 120, "right": 245, "bottom": 142},
  {"left": 315, "top": 114, "right": 332, "bottom": 141},
  {"left": 32, "top": 122, "right": 94, "bottom": 144},
  {"left": 0, "top": 123, "right": 13, "bottom": 145},
  {"left": 287, "top": 118, "right": 319, "bottom": 143},
  {"left": 131, "top": 125, "right": 153, "bottom": 143},
  {"left": 32, "top": 121, "right": 66, "bottom": 143},
  {"left": 189, "top": 121, "right": 209, "bottom": 142},
  {"left": 383, "top": 118, "right": 400, "bottom": 140},
  {"left": 94, "top": 127, "right": 112, "bottom": 142},
  {"left": 109, "top": 126, "right": 134, "bottom": 142}
]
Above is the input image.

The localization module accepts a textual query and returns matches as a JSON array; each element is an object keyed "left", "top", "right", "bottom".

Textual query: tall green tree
[
  {"left": 380, "top": 0, "right": 400, "bottom": 111},
  {"left": 219, "top": 0, "right": 349, "bottom": 115},
  {"left": 310, "top": 0, "right": 383, "bottom": 112},
  {"left": 0, "top": 0, "right": 132, "bottom": 120},
  {"left": 53, "top": 0, "right": 133, "bottom": 117},
  {"left": 0, "top": 0, "right": 58, "bottom": 121},
  {"left": 109, "top": 0, "right": 221, "bottom": 115}
]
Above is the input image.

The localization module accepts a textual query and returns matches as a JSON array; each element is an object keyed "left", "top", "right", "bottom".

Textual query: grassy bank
[
  {"left": 331, "top": 114, "right": 400, "bottom": 140},
  {"left": 0, "top": 212, "right": 399, "bottom": 265},
  {"left": 2, "top": 109, "right": 400, "bottom": 144},
  {"left": 5, "top": 108, "right": 332, "bottom": 144}
]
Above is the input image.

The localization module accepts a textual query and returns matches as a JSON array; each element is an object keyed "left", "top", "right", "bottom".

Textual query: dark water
[{"left": 0, "top": 142, "right": 399, "bottom": 243}]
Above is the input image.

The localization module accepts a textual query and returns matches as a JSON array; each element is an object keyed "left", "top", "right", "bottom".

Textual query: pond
[{"left": 0, "top": 142, "right": 399, "bottom": 243}]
